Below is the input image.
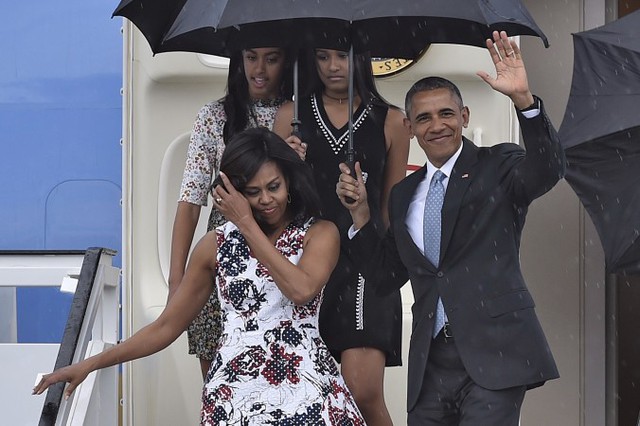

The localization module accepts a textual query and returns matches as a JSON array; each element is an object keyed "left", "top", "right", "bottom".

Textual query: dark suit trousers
[{"left": 408, "top": 332, "right": 526, "bottom": 426}]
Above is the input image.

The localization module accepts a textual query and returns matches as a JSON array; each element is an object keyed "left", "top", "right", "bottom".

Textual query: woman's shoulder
[
  {"left": 191, "top": 230, "right": 220, "bottom": 260},
  {"left": 300, "top": 218, "right": 339, "bottom": 254},
  {"left": 306, "top": 218, "right": 339, "bottom": 237},
  {"left": 383, "top": 105, "right": 408, "bottom": 135},
  {"left": 384, "top": 104, "right": 406, "bottom": 122}
]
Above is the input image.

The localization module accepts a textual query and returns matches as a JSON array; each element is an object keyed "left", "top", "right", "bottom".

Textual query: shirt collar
[{"left": 425, "top": 140, "right": 463, "bottom": 183}]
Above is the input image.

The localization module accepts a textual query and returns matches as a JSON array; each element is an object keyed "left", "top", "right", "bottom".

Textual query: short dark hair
[
  {"left": 213, "top": 128, "right": 321, "bottom": 220},
  {"left": 404, "top": 77, "right": 464, "bottom": 118}
]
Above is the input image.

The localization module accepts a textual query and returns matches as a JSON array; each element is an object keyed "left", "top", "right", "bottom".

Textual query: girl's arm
[
  {"left": 168, "top": 201, "right": 201, "bottom": 299},
  {"left": 272, "top": 102, "right": 295, "bottom": 140},
  {"left": 169, "top": 103, "right": 221, "bottom": 299},
  {"left": 381, "top": 107, "right": 411, "bottom": 227}
]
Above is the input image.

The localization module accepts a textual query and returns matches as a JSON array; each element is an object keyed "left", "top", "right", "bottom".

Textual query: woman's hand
[
  {"left": 212, "top": 172, "right": 254, "bottom": 228},
  {"left": 336, "top": 161, "right": 371, "bottom": 230},
  {"left": 284, "top": 134, "right": 307, "bottom": 161},
  {"left": 32, "top": 363, "right": 91, "bottom": 400}
]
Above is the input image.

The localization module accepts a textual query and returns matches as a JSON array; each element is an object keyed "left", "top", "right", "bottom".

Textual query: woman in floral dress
[
  {"left": 170, "top": 41, "right": 293, "bottom": 378},
  {"left": 35, "top": 128, "right": 365, "bottom": 425}
]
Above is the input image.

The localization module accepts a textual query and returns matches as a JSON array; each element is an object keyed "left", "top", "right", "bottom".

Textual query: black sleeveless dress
[{"left": 299, "top": 93, "right": 402, "bottom": 366}]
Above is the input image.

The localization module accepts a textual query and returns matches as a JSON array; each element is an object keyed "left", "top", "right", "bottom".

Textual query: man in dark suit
[{"left": 336, "top": 31, "right": 565, "bottom": 425}]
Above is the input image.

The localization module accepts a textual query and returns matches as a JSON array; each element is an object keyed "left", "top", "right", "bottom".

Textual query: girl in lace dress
[{"left": 35, "top": 128, "right": 365, "bottom": 425}]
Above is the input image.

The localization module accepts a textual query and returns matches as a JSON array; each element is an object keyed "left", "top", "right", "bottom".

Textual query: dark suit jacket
[{"left": 351, "top": 98, "right": 565, "bottom": 412}]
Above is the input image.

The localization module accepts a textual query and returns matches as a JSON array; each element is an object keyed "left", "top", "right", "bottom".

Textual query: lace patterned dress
[
  {"left": 179, "top": 98, "right": 284, "bottom": 360},
  {"left": 200, "top": 218, "right": 364, "bottom": 425}
]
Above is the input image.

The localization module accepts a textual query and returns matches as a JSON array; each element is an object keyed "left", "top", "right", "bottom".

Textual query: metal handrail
[{"left": 34, "top": 248, "right": 120, "bottom": 426}]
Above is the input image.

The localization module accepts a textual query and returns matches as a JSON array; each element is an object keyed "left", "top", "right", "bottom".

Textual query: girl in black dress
[{"left": 274, "top": 42, "right": 410, "bottom": 425}]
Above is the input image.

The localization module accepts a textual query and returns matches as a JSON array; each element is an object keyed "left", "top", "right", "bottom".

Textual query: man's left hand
[{"left": 477, "top": 30, "right": 535, "bottom": 110}]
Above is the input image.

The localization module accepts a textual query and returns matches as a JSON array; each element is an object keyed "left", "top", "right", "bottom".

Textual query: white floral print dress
[{"left": 200, "top": 218, "right": 365, "bottom": 425}]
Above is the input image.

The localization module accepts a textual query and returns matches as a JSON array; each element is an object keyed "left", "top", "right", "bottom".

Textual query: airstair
[{"left": 0, "top": 248, "right": 120, "bottom": 426}]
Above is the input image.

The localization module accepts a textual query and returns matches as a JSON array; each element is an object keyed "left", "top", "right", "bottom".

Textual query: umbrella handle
[
  {"left": 292, "top": 58, "right": 301, "bottom": 139},
  {"left": 290, "top": 118, "right": 302, "bottom": 139},
  {"left": 344, "top": 149, "right": 356, "bottom": 204}
]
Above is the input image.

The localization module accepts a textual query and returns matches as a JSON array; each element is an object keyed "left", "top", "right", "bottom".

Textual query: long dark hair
[
  {"left": 299, "top": 48, "right": 392, "bottom": 109},
  {"left": 221, "top": 49, "right": 294, "bottom": 143},
  {"left": 213, "top": 128, "right": 321, "bottom": 221}
]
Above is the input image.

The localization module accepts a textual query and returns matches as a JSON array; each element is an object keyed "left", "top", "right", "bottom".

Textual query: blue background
[{"left": 0, "top": 1, "right": 123, "bottom": 342}]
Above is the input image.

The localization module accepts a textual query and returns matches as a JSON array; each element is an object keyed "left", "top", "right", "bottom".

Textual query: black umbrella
[
  {"left": 113, "top": 0, "right": 549, "bottom": 178},
  {"left": 558, "top": 10, "right": 640, "bottom": 275},
  {"left": 113, "top": 0, "right": 548, "bottom": 58}
]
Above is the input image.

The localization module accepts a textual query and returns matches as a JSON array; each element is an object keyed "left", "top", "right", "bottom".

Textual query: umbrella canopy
[
  {"left": 113, "top": 0, "right": 548, "bottom": 134},
  {"left": 558, "top": 10, "right": 640, "bottom": 275},
  {"left": 113, "top": 0, "right": 548, "bottom": 58},
  {"left": 558, "top": 10, "right": 640, "bottom": 150},
  {"left": 113, "top": 0, "right": 298, "bottom": 56},
  {"left": 565, "top": 127, "right": 640, "bottom": 275},
  {"left": 113, "top": 0, "right": 549, "bottom": 196}
]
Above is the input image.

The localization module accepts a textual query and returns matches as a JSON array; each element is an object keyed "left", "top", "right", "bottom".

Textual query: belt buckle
[{"left": 443, "top": 322, "right": 453, "bottom": 338}]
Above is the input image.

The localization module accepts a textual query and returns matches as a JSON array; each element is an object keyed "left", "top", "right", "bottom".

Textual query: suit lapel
[
  {"left": 394, "top": 166, "right": 426, "bottom": 222},
  {"left": 440, "top": 138, "right": 478, "bottom": 261},
  {"left": 394, "top": 166, "right": 438, "bottom": 270}
]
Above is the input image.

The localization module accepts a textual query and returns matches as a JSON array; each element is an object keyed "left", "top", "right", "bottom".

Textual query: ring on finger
[
  {"left": 507, "top": 50, "right": 515, "bottom": 56},
  {"left": 215, "top": 197, "right": 222, "bottom": 204}
]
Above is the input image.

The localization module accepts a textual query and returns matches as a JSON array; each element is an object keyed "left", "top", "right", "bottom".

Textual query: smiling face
[
  {"left": 242, "top": 47, "right": 286, "bottom": 100},
  {"left": 314, "top": 48, "right": 349, "bottom": 95},
  {"left": 242, "top": 161, "right": 290, "bottom": 229},
  {"left": 405, "top": 87, "right": 469, "bottom": 168}
]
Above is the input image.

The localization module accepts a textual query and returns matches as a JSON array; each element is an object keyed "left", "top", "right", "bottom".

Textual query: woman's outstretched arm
[{"left": 33, "top": 232, "right": 218, "bottom": 399}]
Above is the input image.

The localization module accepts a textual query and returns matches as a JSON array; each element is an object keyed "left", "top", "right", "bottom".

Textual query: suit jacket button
[
  {"left": 428, "top": 312, "right": 434, "bottom": 319},
  {"left": 437, "top": 271, "right": 444, "bottom": 278}
]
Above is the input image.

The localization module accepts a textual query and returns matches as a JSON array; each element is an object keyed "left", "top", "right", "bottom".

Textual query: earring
[{"left": 287, "top": 193, "right": 292, "bottom": 204}]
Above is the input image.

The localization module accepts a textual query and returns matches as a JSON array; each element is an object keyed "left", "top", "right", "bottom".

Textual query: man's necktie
[{"left": 423, "top": 170, "right": 448, "bottom": 337}]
